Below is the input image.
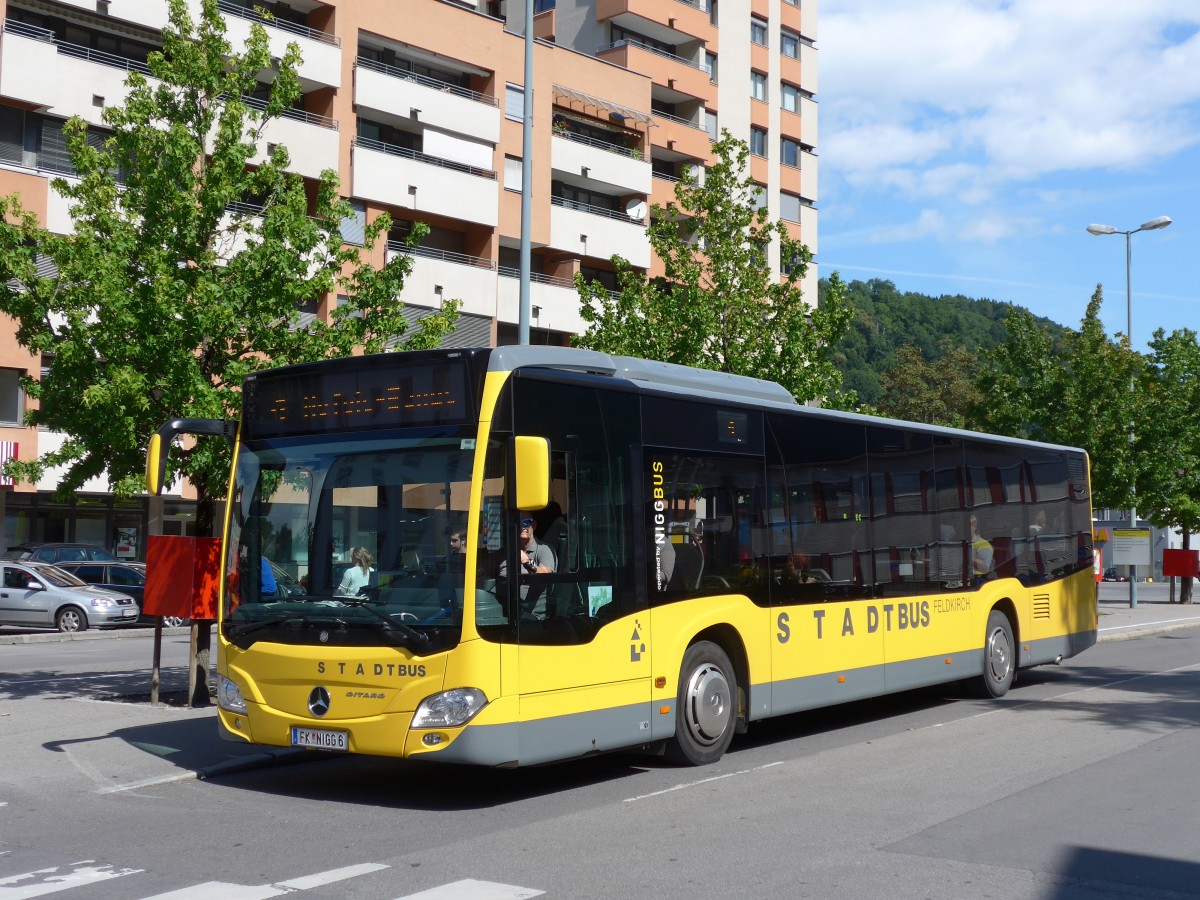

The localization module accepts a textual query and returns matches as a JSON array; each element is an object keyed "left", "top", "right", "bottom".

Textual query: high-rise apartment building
[{"left": 0, "top": 0, "right": 816, "bottom": 552}]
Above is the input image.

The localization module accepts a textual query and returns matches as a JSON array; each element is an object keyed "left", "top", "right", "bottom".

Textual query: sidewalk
[{"left": 1096, "top": 580, "right": 1200, "bottom": 641}]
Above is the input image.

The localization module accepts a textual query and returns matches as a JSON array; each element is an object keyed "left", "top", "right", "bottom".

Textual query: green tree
[
  {"left": 971, "top": 286, "right": 1140, "bottom": 510},
  {"left": 1137, "top": 328, "right": 1200, "bottom": 603},
  {"left": 0, "top": 0, "right": 458, "bottom": 532},
  {"left": 878, "top": 340, "right": 982, "bottom": 427},
  {"left": 573, "top": 131, "right": 853, "bottom": 404}
]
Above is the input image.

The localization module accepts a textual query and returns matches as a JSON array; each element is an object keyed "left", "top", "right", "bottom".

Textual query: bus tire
[
  {"left": 666, "top": 641, "right": 737, "bottom": 766},
  {"left": 969, "top": 609, "right": 1015, "bottom": 698}
]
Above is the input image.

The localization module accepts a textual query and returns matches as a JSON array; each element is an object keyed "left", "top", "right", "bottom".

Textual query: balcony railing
[
  {"left": 217, "top": 0, "right": 341, "bottom": 47},
  {"left": 387, "top": 241, "right": 496, "bottom": 270},
  {"left": 354, "top": 136, "right": 497, "bottom": 180},
  {"left": 596, "top": 39, "right": 707, "bottom": 73},
  {"left": 241, "top": 95, "right": 337, "bottom": 130},
  {"left": 552, "top": 195, "right": 644, "bottom": 225},
  {"left": 356, "top": 57, "right": 498, "bottom": 108},
  {"left": 56, "top": 40, "right": 153, "bottom": 77},
  {"left": 651, "top": 110, "right": 706, "bottom": 131},
  {"left": 553, "top": 128, "right": 644, "bottom": 161},
  {"left": 499, "top": 266, "right": 620, "bottom": 300},
  {"left": 3, "top": 19, "right": 54, "bottom": 41}
]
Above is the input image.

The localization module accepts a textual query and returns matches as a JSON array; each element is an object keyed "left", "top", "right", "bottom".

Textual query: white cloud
[{"left": 821, "top": 0, "right": 1200, "bottom": 196}]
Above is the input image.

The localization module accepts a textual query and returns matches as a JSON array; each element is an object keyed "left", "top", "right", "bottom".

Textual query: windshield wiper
[
  {"left": 227, "top": 615, "right": 302, "bottom": 638},
  {"left": 334, "top": 598, "right": 429, "bottom": 647}
]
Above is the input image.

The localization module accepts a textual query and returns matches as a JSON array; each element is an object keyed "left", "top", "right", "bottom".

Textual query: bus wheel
[
  {"left": 970, "top": 610, "right": 1015, "bottom": 698},
  {"left": 666, "top": 641, "right": 737, "bottom": 766}
]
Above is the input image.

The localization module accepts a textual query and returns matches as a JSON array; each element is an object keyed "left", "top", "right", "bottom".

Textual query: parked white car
[{"left": 0, "top": 560, "right": 140, "bottom": 632}]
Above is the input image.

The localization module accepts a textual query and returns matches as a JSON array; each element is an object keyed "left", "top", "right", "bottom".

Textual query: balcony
[
  {"left": 352, "top": 138, "right": 499, "bottom": 228},
  {"left": 248, "top": 100, "right": 339, "bottom": 181},
  {"left": 0, "top": 22, "right": 147, "bottom": 124},
  {"left": 597, "top": 39, "right": 712, "bottom": 102},
  {"left": 649, "top": 110, "right": 711, "bottom": 160},
  {"left": 355, "top": 58, "right": 500, "bottom": 145},
  {"left": 550, "top": 196, "right": 649, "bottom": 268},
  {"left": 595, "top": 0, "right": 714, "bottom": 43},
  {"left": 387, "top": 242, "right": 499, "bottom": 320},
  {"left": 497, "top": 267, "right": 590, "bottom": 334},
  {"left": 551, "top": 131, "right": 651, "bottom": 196},
  {"left": 217, "top": 0, "right": 341, "bottom": 89},
  {"left": 781, "top": 95, "right": 818, "bottom": 148}
]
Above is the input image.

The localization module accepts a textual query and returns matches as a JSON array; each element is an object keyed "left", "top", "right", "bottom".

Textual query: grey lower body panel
[{"left": 429, "top": 701, "right": 658, "bottom": 767}]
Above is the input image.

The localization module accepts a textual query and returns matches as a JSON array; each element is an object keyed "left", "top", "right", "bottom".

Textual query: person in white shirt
[{"left": 336, "top": 546, "right": 375, "bottom": 597}]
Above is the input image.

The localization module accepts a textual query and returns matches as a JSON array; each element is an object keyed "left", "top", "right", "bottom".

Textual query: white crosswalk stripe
[
  {"left": 0, "top": 859, "right": 543, "bottom": 900},
  {"left": 138, "top": 863, "right": 390, "bottom": 899},
  {"left": 395, "top": 880, "right": 544, "bottom": 900},
  {"left": 0, "top": 862, "right": 144, "bottom": 898}
]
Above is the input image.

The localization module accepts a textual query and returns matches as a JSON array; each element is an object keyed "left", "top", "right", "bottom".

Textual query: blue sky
[{"left": 817, "top": 1, "right": 1200, "bottom": 349}]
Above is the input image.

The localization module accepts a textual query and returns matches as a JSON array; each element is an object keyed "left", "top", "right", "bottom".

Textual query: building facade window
[
  {"left": 750, "top": 127, "right": 767, "bottom": 157},
  {"left": 504, "top": 155, "right": 523, "bottom": 191},
  {"left": 751, "top": 71, "right": 767, "bottom": 102},
  {"left": 704, "top": 52, "right": 718, "bottom": 83},
  {"left": 705, "top": 110, "right": 718, "bottom": 140},
  {"left": 751, "top": 17, "right": 768, "bottom": 46},
  {"left": 780, "top": 192, "right": 801, "bottom": 222},
  {"left": 782, "top": 82, "right": 799, "bottom": 113},
  {"left": 781, "top": 30, "right": 800, "bottom": 59},
  {"left": 338, "top": 199, "right": 366, "bottom": 245},
  {"left": 0, "top": 368, "right": 23, "bottom": 425},
  {"left": 781, "top": 137, "right": 800, "bottom": 167},
  {"left": 505, "top": 83, "right": 524, "bottom": 120}
]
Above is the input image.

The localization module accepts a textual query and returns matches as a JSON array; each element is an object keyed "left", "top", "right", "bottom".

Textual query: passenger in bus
[
  {"left": 970, "top": 516, "right": 994, "bottom": 579},
  {"left": 448, "top": 530, "right": 466, "bottom": 555},
  {"left": 336, "top": 547, "right": 375, "bottom": 597}
]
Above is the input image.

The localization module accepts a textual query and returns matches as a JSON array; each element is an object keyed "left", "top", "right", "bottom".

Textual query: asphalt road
[{"left": 3, "top": 612, "right": 1200, "bottom": 899}]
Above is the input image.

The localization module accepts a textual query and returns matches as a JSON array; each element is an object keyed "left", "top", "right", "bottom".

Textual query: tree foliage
[
  {"left": 825, "top": 277, "right": 1066, "bottom": 406},
  {"left": 0, "top": 0, "right": 457, "bottom": 526},
  {"left": 877, "top": 340, "right": 982, "bottom": 428},
  {"left": 573, "top": 131, "right": 853, "bottom": 404},
  {"left": 970, "top": 286, "right": 1140, "bottom": 510},
  {"left": 1136, "top": 328, "right": 1200, "bottom": 602}
]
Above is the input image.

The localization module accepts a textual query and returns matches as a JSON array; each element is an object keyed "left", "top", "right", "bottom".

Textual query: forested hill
[{"left": 819, "top": 277, "right": 1068, "bottom": 406}]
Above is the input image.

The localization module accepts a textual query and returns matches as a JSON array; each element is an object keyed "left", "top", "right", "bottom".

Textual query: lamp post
[{"left": 1086, "top": 215, "right": 1172, "bottom": 608}]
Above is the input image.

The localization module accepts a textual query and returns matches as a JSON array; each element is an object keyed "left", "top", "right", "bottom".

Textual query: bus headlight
[
  {"left": 411, "top": 688, "right": 487, "bottom": 728},
  {"left": 217, "top": 674, "right": 247, "bottom": 714}
]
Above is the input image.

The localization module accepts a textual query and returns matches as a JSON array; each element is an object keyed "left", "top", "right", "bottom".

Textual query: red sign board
[
  {"left": 144, "top": 535, "right": 222, "bottom": 619},
  {"left": 1162, "top": 548, "right": 1200, "bottom": 578}
]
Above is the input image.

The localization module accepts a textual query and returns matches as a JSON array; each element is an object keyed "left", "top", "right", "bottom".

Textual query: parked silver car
[{"left": 0, "top": 560, "right": 140, "bottom": 632}]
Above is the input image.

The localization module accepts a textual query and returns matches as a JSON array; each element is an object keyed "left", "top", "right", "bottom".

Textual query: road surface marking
[
  {"left": 0, "top": 862, "right": 143, "bottom": 898},
  {"left": 139, "top": 863, "right": 389, "bottom": 899},
  {"left": 624, "top": 761, "right": 784, "bottom": 802},
  {"left": 396, "top": 879, "right": 544, "bottom": 899}
]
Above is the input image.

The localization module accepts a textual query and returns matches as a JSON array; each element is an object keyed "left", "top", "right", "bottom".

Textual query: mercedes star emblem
[{"left": 308, "top": 686, "right": 331, "bottom": 718}]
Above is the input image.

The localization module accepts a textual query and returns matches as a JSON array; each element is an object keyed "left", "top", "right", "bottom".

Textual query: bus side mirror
[
  {"left": 513, "top": 436, "right": 550, "bottom": 512},
  {"left": 145, "top": 418, "right": 238, "bottom": 495}
]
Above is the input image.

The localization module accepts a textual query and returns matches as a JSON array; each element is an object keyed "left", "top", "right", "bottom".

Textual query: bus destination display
[{"left": 245, "top": 361, "right": 471, "bottom": 437}]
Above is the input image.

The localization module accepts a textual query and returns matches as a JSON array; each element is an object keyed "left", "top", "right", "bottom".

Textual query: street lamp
[{"left": 1086, "top": 215, "right": 1172, "bottom": 608}]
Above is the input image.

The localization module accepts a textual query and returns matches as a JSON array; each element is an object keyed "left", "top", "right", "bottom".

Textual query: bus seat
[
  {"left": 670, "top": 542, "right": 705, "bottom": 590},
  {"left": 991, "top": 536, "right": 1016, "bottom": 579}
]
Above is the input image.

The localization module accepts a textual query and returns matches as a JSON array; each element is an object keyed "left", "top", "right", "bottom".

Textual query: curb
[
  {"left": 0, "top": 625, "right": 193, "bottom": 645},
  {"left": 197, "top": 747, "right": 315, "bottom": 780}
]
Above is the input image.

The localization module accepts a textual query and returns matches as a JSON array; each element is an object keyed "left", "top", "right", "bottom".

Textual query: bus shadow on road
[{"left": 1051, "top": 845, "right": 1200, "bottom": 897}]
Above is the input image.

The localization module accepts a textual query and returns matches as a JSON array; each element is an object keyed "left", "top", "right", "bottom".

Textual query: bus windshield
[{"left": 223, "top": 430, "right": 476, "bottom": 652}]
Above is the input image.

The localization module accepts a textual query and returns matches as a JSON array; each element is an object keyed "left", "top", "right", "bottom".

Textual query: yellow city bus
[{"left": 146, "top": 346, "right": 1097, "bottom": 767}]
